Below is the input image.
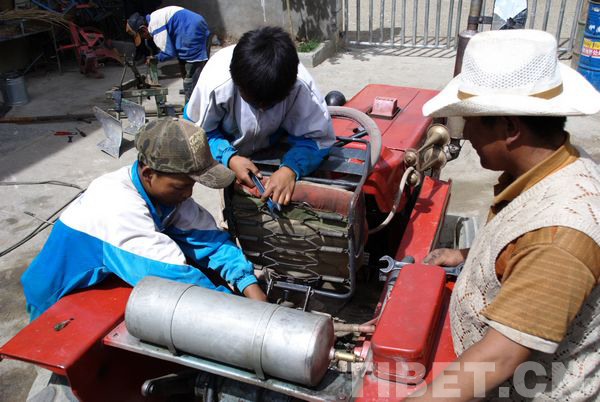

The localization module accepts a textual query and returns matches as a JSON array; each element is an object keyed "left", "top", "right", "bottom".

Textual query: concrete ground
[{"left": 1, "top": 45, "right": 599, "bottom": 401}]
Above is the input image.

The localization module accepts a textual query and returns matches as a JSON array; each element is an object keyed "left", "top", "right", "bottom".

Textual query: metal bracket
[{"left": 93, "top": 106, "right": 122, "bottom": 158}]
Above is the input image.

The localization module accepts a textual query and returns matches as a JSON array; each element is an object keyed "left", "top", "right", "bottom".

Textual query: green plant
[{"left": 297, "top": 39, "right": 320, "bottom": 53}]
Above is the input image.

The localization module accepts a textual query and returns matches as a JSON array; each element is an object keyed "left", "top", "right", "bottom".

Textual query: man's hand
[
  {"left": 262, "top": 166, "right": 296, "bottom": 205},
  {"left": 228, "top": 155, "right": 261, "bottom": 188},
  {"left": 145, "top": 55, "right": 155, "bottom": 65},
  {"left": 242, "top": 284, "right": 267, "bottom": 302},
  {"left": 423, "top": 248, "right": 469, "bottom": 266}
]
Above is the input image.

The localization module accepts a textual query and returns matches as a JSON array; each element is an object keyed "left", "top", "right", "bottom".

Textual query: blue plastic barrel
[{"left": 578, "top": 1, "right": 600, "bottom": 90}]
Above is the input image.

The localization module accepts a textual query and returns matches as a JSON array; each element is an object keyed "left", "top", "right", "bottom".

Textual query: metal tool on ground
[
  {"left": 53, "top": 130, "right": 75, "bottom": 142},
  {"left": 106, "top": 59, "right": 174, "bottom": 119},
  {"left": 249, "top": 171, "right": 281, "bottom": 220},
  {"left": 379, "top": 255, "right": 464, "bottom": 277}
]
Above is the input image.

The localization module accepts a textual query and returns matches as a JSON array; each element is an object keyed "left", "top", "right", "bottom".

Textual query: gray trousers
[{"left": 179, "top": 60, "right": 207, "bottom": 103}]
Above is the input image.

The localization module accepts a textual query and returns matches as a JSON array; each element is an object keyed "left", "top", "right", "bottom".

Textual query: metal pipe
[
  {"left": 453, "top": 29, "right": 477, "bottom": 76},
  {"left": 126, "top": 277, "right": 335, "bottom": 387},
  {"left": 569, "top": 0, "right": 584, "bottom": 52},
  {"left": 356, "top": 0, "right": 360, "bottom": 43},
  {"left": 331, "top": 350, "right": 365, "bottom": 362},
  {"left": 391, "top": 0, "right": 397, "bottom": 46},
  {"left": 413, "top": 0, "right": 419, "bottom": 45},
  {"left": 480, "top": 0, "right": 486, "bottom": 32},
  {"left": 333, "top": 323, "right": 376, "bottom": 333},
  {"left": 466, "top": 0, "right": 483, "bottom": 30},
  {"left": 556, "top": 0, "right": 568, "bottom": 42},
  {"left": 455, "top": 0, "right": 464, "bottom": 48},
  {"left": 529, "top": 0, "right": 538, "bottom": 28},
  {"left": 435, "top": 0, "right": 442, "bottom": 47},
  {"left": 424, "top": 0, "right": 430, "bottom": 45},
  {"left": 347, "top": 40, "right": 446, "bottom": 48},
  {"left": 344, "top": 0, "right": 349, "bottom": 43},
  {"left": 446, "top": 0, "right": 455, "bottom": 49},
  {"left": 401, "top": 0, "right": 407, "bottom": 46},
  {"left": 380, "top": 0, "right": 385, "bottom": 44},
  {"left": 369, "top": 0, "right": 374, "bottom": 43},
  {"left": 542, "top": 0, "right": 552, "bottom": 31}
]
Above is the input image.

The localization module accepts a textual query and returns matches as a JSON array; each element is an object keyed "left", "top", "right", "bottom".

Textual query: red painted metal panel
[
  {"left": 355, "top": 176, "right": 455, "bottom": 401},
  {"left": 371, "top": 264, "right": 446, "bottom": 383},
  {"left": 0, "top": 277, "right": 131, "bottom": 373},
  {"left": 331, "top": 85, "right": 439, "bottom": 212},
  {"left": 356, "top": 285, "right": 457, "bottom": 401},
  {"left": 396, "top": 176, "right": 452, "bottom": 263}
]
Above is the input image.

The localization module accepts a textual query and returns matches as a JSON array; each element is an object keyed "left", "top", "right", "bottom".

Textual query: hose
[
  {"left": 0, "top": 181, "right": 84, "bottom": 257},
  {"left": 368, "top": 166, "right": 416, "bottom": 235}
]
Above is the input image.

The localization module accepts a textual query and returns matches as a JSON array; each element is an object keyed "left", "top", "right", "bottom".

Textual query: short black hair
[
  {"left": 230, "top": 26, "right": 299, "bottom": 107},
  {"left": 481, "top": 116, "right": 567, "bottom": 137}
]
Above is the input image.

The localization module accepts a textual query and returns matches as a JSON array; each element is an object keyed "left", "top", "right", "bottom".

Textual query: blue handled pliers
[{"left": 249, "top": 172, "right": 281, "bottom": 220}]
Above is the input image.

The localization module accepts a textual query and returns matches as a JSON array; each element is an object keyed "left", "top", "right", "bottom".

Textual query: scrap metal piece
[
  {"left": 93, "top": 106, "right": 122, "bottom": 158},
  {"left": 121, "top": 99, "right": 145, "bottom": 135}
]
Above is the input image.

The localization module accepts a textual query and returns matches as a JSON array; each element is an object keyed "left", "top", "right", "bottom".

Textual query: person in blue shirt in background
[
  {"left": 185, "top": 26, "right": 336, "bottom": 206},
  {"left": 21, "top": 118, "right": 266, "bottom": 321},
  {"left": 126, "top": 6, "right": 211, "bottom": 102}
]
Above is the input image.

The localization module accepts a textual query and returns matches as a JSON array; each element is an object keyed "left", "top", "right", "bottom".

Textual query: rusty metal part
[
  {"left": 454, "top": 29, "right": 478, "bottom": 77},
  {"left": 330, "top": 350, "right": 364, "bottom": 363},
  {"left": 333, "top": 323, "right": 376, "bottom": 334}
]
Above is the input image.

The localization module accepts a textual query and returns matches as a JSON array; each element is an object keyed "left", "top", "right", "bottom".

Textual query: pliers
[{"left": 249, "top": 172, "right": 281, "bottom": 220}]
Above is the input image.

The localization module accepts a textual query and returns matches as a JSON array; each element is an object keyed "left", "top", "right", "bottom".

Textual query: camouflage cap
[{"left": 135, "top": 118, "right": 235, "bottom": 189}]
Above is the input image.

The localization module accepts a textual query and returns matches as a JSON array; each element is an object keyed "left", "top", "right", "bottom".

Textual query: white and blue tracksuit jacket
[
  {"left": 147, "top": 6, "right": 210, "bottom": 63},
  {"left": 184, "top": 45, "right": 336, "bottom": 179},
  {"left": 21, "top": 161, "right": 257, "bottom": 320}
]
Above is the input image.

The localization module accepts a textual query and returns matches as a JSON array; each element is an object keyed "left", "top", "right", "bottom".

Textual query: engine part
[
  {"left": 330, "top": 350, "right": 364, "bottom": 363},
  {"left": 325, "top": 90, "right": 347, "bottom": 106},
  {"left": 125, "top": 277, "right": 335, "bottom": 386}
]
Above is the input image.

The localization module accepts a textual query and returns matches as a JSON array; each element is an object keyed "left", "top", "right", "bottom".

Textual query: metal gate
[{"left": 343, "top": 0, "right": 583, "bottom": 54}]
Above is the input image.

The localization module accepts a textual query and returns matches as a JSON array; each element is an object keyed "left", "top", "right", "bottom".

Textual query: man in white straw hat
[{"left": 417, "top": 30, "right": 600, "bottom": 400}]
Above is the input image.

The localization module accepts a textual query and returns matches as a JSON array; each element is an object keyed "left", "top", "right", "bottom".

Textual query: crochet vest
[{"left": 450, "top": 155, "right": 600, "bottom": 401}]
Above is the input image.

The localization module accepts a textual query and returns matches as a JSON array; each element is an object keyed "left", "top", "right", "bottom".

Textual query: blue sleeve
[
  {"left": 102, "top": 241, "right": 231, "bottom": 293},
  {"left": 169, "top": 228, "right": 257, "bottom": 292},
  {"left": 281, "top": 136, "right": 331, "bottom": 179},
  {"left": 207, "top": 129, "right": 238, "bottom": 168},
  {"left": 154, "top": 51, "right": 172, "bottom": 62}
]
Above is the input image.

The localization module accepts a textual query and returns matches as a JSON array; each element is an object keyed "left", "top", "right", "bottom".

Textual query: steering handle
[{"left": 327, "top": 106, "right": 382, "bottom": 172}]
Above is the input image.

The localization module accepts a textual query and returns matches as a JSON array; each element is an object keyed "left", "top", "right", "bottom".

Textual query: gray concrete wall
[{"left": 163, "top": 0, "right": 340, "bottom": 42}]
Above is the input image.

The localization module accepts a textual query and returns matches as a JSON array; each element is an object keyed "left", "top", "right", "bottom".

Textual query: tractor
[{"left": 0, "top": 83, "right": 471, "bottom": 401}]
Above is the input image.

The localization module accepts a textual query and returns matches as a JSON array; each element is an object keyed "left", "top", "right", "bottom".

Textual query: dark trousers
[{"left": 179, "top": 60, "right": 207, "bottom": 103}]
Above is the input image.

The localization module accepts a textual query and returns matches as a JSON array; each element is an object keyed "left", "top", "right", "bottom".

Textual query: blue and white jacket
[
  {"left": 185, "top": 45, "right": 335, "bottom": 179},
  {"left": 21, "top": 162, "right": 257, "bottom": 320},
  {"left": 147, "top": 6, "right": 210, "bottom": 63}
]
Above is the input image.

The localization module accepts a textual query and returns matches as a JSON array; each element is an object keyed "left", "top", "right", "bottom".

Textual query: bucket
[
  {"left": 0, "top": 73, "right": 29, "bottom": 106},
  {"left": 578, "top": 1, "right": 600, "bottom": 90}
]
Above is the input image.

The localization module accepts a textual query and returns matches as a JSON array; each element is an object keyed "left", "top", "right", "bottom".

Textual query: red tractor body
[{"left": 1, "top": 85, "right": 457, "bottom": 401}]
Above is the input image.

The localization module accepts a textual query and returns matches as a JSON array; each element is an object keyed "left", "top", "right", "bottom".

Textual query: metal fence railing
[{"left": 343, "top": 0, "right": 583, "bottom": 55}]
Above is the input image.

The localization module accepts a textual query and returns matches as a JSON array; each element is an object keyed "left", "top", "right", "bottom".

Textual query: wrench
[{"left": 379, "top": 255, "right": 464, "bottom": 277}]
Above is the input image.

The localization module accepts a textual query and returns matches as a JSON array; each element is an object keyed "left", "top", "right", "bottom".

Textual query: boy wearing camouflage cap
[{"left": 22, "top": 118, "right": 266, "bottom": 320}]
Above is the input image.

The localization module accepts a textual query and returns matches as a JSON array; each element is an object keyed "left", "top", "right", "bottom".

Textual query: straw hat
[{"left": 422, "top": 30, "right": 600, "bottom": 117}]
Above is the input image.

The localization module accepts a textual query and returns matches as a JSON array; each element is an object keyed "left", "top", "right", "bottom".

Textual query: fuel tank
[{"left": 125, "top": 277, "right": 334, "bottom": 386}]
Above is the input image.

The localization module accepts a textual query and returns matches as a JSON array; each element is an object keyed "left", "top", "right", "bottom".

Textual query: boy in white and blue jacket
[
  {"left": 126, "top": 6, "right": 210, "bottom": 101},
  {"left": 185, "top": 26, "right": 336, "bottom": 206},
  {"left": 21, "top": 118, "right": 266, "bottom": 320}
]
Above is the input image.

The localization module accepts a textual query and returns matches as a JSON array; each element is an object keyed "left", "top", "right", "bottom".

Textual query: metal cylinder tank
[{"left": 125, "top": 277, "right": 334, "bottom": 386}]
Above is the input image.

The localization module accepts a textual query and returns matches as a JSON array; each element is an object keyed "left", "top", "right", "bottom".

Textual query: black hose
[{"left": 0, "top": 182, "right": 85, "bottom": 257}]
